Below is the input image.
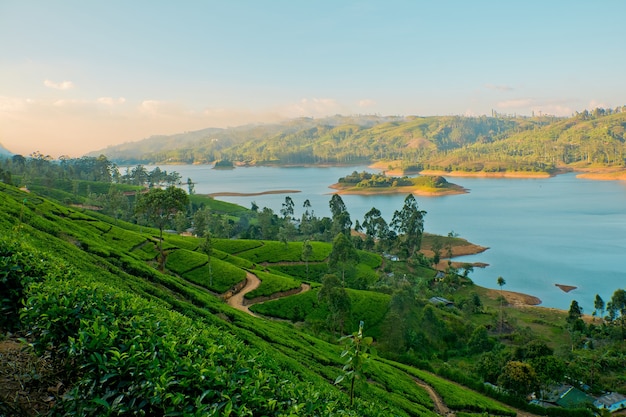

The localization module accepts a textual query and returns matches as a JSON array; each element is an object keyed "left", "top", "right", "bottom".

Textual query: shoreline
[
  {"left": 328, "top": 182, "right": 467, "bottom": 197},
  {"left": 145, "top": 161, "right": 626, "bottom": 181},
  {"left": 328, "top": 183, "right": 469, "bottom": 197},
  {"left": 206, "top": 189, "right": 301, "bottom": 197},
  {"left": 419, "top": 169, "right": 553, "bottom": 179}
]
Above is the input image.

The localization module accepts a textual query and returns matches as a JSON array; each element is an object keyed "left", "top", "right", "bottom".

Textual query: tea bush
[
  {"left": 182, "top": 258, "right": 246, "bottom": 293},
  {"left": 20, "top": 273, "right": 383, "bottom": 416}
]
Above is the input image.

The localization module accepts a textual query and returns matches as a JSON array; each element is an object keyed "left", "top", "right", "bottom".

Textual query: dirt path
[
  {"left": 226, "top": 272, "right": 311, "bottom": 318},
  {"left": 226, "top": 271, "right": 261, "bottom": 317},
  {"left": 411, "top": 373, "right": 543, "bottom": 417},
  {"left": 412, "top": 377, "right": 455, "bottom": 416}
]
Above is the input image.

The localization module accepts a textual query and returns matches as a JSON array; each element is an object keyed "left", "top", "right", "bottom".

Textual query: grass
[{"left": 189, "top": 194, "right": 247, "bottom": 214}]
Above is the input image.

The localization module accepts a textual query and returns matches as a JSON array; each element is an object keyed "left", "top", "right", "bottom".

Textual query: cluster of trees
[
  {"left": 0, "top": 153, "right": 185, "bottom": 190},
  {"left": 338, "top": 171, "right": 413, "bottom": 188},
  {"left": 240, "top": 194, "right": 426, "bottom": 265}
]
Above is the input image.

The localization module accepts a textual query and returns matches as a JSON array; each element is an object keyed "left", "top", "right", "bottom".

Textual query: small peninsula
[{"left": 330, "top": 171, "right": 467, "bottom": 196}]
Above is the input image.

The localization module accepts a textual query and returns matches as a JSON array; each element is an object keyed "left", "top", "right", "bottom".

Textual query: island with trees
[{"left": 330, "top": 170, "right": 467, "bottom": 196}]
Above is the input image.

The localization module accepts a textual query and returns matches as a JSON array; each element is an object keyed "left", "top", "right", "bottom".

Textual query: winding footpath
[
  {"left": 226, "top": 271, "right": 261, "bottom": 317},
  {"left": 226, "top": 272, "right": 311, "bottom": 317}
]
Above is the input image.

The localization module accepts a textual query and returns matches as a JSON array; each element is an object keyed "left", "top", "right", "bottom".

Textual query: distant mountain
[
  {"left": 0, "top": 143, "right": 13, "bottom": 157},
  {"left": 87, "top": 115, "right": 404, "bottom": 164},
  {"left": 86, "top": 127, "right": 225, "bottom": 162},
  {"left": 91, "top": 109, "right": 626, "bottom": 173}
]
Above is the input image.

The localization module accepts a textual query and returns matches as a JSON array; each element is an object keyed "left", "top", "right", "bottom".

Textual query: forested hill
[{"left": 90, "top": 108, "right": 626, "bottom": 173}]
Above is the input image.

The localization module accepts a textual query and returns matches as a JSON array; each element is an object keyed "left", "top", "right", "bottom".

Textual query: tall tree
[
  {"left": 318, "top": 274, "right": 352, "bottom": 335},
  {"left": 609, "top": 289, "right": 626, "bottom": 339},
  {"left": 390, "top": 194, "right": 426, "bottom": 259},
  {"left": 593, "top": 294, "right": 605, "bottom": 321},
  {"left": 497, "top": 276, "right": 506, "bottom": 332},
  {"left": 329, "top": 194, "right": 352, "bottom": 237},
  {"left": 497, "top": 361, "right": 540, "bottom": 398},
  {"left": 329, "top": 233, "right": 359, "bottom": 287},
  {"left": 135, "top": 186, "right": 189, "bottom": 271},
  {"left": 280, "top": 196, "right": 295, "bottom": 220}
]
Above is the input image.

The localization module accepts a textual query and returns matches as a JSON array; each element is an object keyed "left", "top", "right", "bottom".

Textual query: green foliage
[
  {"left": 270, "top": 263, "right": 330, "bottom": 282},
  {"left": 211, "top": 238, "right": 264, "bottom": 254},
  {"left": 336, "top": 321, "right": 374, "bottom": 406},
  {"left": 188, "top": 193, "right": 247, "bottom": 214},
  {"left": 234, "top": 240, "right": 329, "bottom": 263},
  {"left": 0, "top": 239, "right": 65, "bottom": 331},
  {"left": 182, "top": 258, "right": 247, "bottom": 293},
  {"left": 20, "top": 277, "right": 364, "bottom": 416},
  {"left": 165, "top": 248, "right": 207, "bottom": 274}
]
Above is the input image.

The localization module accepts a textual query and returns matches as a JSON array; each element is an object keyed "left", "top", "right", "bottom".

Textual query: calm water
[{"left": 157, "top": 165, "right": 626, "bottom": 312}]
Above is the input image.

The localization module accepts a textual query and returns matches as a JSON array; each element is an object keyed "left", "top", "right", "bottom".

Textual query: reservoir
[{"left": 151, "top": 164, "right": 626, "bottom": 313}]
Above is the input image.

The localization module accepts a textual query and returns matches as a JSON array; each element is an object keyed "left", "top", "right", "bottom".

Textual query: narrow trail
[
  {"left": 412, "top": 377, "right": 455, "bottom": 417},
  {"left": 226, "top": 271, "right": 261, "bottom": 317},
  {"left": 410, "top": 374, "right": 543, "bottom": 417},
  {"left": 226, "top": 272, "right": 311, "bottom": 318}
]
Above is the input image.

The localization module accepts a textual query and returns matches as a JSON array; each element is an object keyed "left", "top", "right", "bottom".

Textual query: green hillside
[
  {"left": 91, "top": 109, "right": 626, "bottom": 174},
  {"left": 2, "top": 180, "right": 623, "bottom": 416},
  {"left": 0, "top": 182, "right": 516, "bottom": 416}
]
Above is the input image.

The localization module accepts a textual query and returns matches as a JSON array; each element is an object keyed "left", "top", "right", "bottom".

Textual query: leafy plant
[{"left": 336, "top": 321, "right": 374, "bottom": 407}]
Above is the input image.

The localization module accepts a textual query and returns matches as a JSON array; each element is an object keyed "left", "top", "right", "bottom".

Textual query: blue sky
[{"left": 1, "top": 0, "right": 625, "bottom": 156}]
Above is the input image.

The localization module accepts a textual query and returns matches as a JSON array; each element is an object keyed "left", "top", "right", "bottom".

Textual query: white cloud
[
  {"left": 97, "top": 97, "right": 126, "bottom": 106},
  {"left": 358, "top": 99, "right": 376, "bottom": 108},
  {"left": 0, "top": 96, "right": 28, "bottom": 113},
  {"left": 44, "top": 79, "right": 74, "bottom": 90}
]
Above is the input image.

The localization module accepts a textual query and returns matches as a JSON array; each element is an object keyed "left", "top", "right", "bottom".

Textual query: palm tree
[{"left": 497, "top": 276, "right": 506, "bottom": 332}]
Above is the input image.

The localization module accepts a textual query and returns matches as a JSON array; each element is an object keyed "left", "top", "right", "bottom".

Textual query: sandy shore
[
  {"left": 575, "top": 168, "right": 626, "bottom": 180},
  {"left": 328, "top": 183, "right": 467, "bottom": 196},
  {"left": 419, "top": 169, "right": 553, "bottom": 178},
  {"left": 485, "top": 288, "right": 542, "bottom": 306},
  {"left": 207, "top": 189, "right": 301, "bottom": 197}
]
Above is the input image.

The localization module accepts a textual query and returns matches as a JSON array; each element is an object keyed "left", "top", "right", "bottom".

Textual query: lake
[{"left": 152, "top": 164, "right": 626, "bottom": 313}]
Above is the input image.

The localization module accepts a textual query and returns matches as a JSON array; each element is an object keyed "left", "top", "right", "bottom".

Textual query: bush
[
  {"left": 20, "top": 271, "right": 378, "bottom": 416},
  {"left": 0, "top": 239, "right": 65, "bottom": 331}
]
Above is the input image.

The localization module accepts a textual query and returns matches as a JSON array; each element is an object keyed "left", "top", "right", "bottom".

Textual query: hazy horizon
[{"left": 2, "top": 1, "right": 625, "bottom": 157}]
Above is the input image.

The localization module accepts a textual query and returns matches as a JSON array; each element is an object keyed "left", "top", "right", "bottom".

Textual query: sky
[{"left": 1, "top": 0, "right": 625, "bottom": 157}]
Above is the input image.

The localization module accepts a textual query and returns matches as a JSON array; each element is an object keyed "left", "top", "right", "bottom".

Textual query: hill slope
[
  {"left": 0, "top": 182, "right": 521, "bottom": 416},
  {"left": 90, "top": 109, "right": 626, "bottom": 173}
]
